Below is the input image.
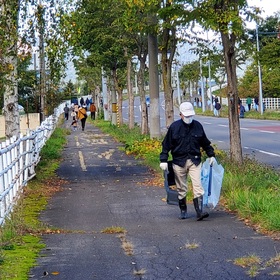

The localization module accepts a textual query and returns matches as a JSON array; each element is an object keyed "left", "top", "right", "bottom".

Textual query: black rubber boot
[
  {"left": 193, "top": 196, "right": 209, "bottom": 221},
  {"left": 178, "top": 197, "right": 188, "bottom": 220}
]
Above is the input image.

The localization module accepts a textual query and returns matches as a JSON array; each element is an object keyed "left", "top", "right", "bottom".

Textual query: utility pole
[
  {"left": 147, "top": 13, "right": 160, "bottom": 139},
  {"left": 208, "top": 60, "right": 213, "bottom": 111},
  {"left": 256, "top": 24, "right": 264, "bottom": 115},
  {"left": 200, "top": 59, "right": 205, "bottom": 112},
  {"left": 148, "top": 32, "right": 161, "bottom": 139},
  {"left": 101, "top": 67, "right": 109, "bottom": 121},
  {"left": 176, "top": 66, "right": 181, "bottom": 105}
]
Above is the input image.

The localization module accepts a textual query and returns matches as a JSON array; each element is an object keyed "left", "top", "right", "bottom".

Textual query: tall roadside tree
[
  {"left": 0, "top": 0, "right": 74, "bottom": 138},
  {"left": 193, "top": 0, "right": 260, "bottom": 164},
  {"left": 239, "top": 13, "right": 280, "bottom": 98},
  {"left": 179, "top": 60, "right": 200, "bottom": 100},
  {"left": 69, "top": 0, "right": 129, "bottom": 126},
  {"left": 32, "top": 0, "right": 75, "bottom": 117},
  {"left": 158, "top": 0, "right": 187, "bottom": 128},
  {"left": 122, "top": 1, "right": 149, "bottom": 133},
  {"left": 0, "top": 0, "right": 21, "bottom": 138},
  {"left": 256, "top": 14, "right": 280, "bottom": 97}
]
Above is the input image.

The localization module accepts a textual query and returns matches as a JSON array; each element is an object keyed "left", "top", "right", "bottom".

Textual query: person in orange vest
[
  {"left": 77, "top": 104, "right": 88, "bottom": 131},
  {"left": 89, "top": 102, "right": 97, "bottom": 120}
]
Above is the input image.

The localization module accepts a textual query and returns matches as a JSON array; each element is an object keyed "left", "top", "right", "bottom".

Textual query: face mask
[{"left": 183, "top": 116, "right": 193, "bottom": 124}]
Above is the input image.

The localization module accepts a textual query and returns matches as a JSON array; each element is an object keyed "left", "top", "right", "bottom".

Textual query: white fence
[
  {"left": 0, "top": 104, "right": 65, "bottom": 225},
  {"left": 221, "top": 97, "right": 280, "bottom": 110}
]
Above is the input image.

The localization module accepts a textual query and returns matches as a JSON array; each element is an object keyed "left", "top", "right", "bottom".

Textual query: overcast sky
[{"left": 248, "top": 0, "right": 280, "bottom": 17}]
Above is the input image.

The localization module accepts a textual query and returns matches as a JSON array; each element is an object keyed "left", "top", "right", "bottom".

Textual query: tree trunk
[
  {"left": 112, "top": 68, "right": 123, "bottom": 126},
  {"left": 2, "top": 1, "right": 20, "bottom": 138},
  {"left": 160, "top": 25, "right": 177, "bottom": 128},
  {"left": 138, "top": 57, "right": 149, "bottom": 135},
  {"left": 3, "top": 55, "right": 20, "bottom": 138},
  {"left": 161, "top": 53, "right": 174, "bottom": 128},
  {"left": 221, "top": 32, "right": 243, "bottom": 164}
]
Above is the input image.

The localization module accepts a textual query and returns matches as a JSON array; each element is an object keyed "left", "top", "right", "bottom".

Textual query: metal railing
[{"left": 0, "top": 104, "right": 64, "bottom": 225}]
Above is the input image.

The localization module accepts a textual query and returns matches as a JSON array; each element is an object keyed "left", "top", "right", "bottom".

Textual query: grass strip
[{"left": 0, "top": 124, "right": 69, "bottom": 280}]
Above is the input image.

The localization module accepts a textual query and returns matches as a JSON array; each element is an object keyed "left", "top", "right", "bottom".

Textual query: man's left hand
[{"left": 209, "top": 157, "right": 216, "bottom": 166}]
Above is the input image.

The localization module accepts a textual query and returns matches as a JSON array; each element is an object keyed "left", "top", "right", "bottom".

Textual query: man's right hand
[{"left": 160, "top": 162, "right": 168, "bottom": 171}]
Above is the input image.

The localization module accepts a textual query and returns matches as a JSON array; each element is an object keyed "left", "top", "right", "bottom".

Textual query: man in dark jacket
[{"left": 160, "top": 102, "right": 216, "bottom": 221}]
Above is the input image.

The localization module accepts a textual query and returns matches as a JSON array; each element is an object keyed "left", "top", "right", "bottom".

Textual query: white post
[
  {"left": 101, "top": 67, "right": 109, "bottom": 121},
  {"left": 256, "top": 24, "right": 264, "bottom": 115},
  {"left": 176, "top": 66, "right": 181, "bottom": 105},
  {"left": 200, "top": 59, "right": 205, "bottom": 112},
  {"left": 135, "top": 73, "right": 138, "bottom": 95},
  {"left": 208, "top": 61, "right": 213, "bottom": 111}
]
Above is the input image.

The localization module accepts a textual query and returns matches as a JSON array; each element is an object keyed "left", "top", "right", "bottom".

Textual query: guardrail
[{"left": 0, "top": 104, "right": 64, "bottom": 225}]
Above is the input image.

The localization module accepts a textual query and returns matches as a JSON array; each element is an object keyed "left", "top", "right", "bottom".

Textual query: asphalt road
[{"left": 122, "top": 98, "right": 280, "bottom": 170}]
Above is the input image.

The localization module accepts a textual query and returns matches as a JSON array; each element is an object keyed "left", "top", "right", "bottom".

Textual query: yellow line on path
[{"left": 79, "top": 151, "right": 87, "bottom": 171}]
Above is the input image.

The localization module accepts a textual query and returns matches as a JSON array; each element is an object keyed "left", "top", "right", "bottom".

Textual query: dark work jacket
[{"left": 160, "top": 119, "right": 215, "bottom": 167}]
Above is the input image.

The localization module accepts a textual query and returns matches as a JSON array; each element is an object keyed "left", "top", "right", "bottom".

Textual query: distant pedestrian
[
  {"left": 64, "top": 104, "right": 70, "bottom": 120},
  {"left": 254, "top": 96, "right": 259, "bottom": 111},
  {"left": 246, "top": 97, "right": 252, "bottom": 111},
  {"left": 194, "top": 97, "right": 199, "bottom": 107},
  {"left": 238, "top": 104, "right": 245, "bottom": 118},
  {"left": 74, "top": 103, "right": 79, "bottom": 116},
  {"left": 238, "top": 97, "right": 242, "bottom": 105},
  {"left": 90, "top": 102, "right": 97, "bottom": 120},
  {"left": 160, "top": 102, "right": 216, "bottom": 221},
  {"left": 71, "top": 116, "right": 78, "bottom": 131},
  {"left": 78, "top": 104, "right": 88, "bottom": 131},
  {"left": 214, "top": 101, "right": 221, "bottom": 117}
]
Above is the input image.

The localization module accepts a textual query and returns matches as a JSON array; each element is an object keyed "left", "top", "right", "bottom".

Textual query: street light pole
[
  {"left": 256, "top": 24, "right": 264, "bottom": 115},
  {"left": 208, "top": 60, "right": 213, "bottom": 111},
  {"left": 200, "top": 59, "right": 205, "bottom": 112},
  {"left": 176, "top": 66, "right": 181, "bottom": 105}
]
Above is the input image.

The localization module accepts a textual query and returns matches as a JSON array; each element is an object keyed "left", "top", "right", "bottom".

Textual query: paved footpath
[{"left": 29, "top": 120, "right": 279, "bottom": 280}]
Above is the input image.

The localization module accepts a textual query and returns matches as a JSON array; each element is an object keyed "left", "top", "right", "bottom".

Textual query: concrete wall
[{"left": 0, "top": 113, "right": 40, "bottom": 138}]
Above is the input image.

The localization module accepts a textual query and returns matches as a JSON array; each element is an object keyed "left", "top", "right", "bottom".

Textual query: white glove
[
  {"left": 209, "top": 157, "right": 216, "bottom": 166},
  {"left": 160, "top": 162, "right": 168, "bottom": 171}
]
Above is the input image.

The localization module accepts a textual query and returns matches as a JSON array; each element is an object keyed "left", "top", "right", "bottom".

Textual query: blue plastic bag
[{"left": 201, "top": 159, "right": 224, "bottom": 209}]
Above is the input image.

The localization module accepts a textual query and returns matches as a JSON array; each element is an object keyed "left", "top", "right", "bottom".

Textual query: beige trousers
[{"left": 172, "top": 159, "right": 204, "bottom": 200}]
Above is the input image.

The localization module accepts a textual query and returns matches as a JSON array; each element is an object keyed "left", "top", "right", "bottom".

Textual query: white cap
[{"left": 179, "top": 102, "right": 195, "bottom": 117}]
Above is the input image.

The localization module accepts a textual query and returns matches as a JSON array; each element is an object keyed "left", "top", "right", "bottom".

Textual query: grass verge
[{"left": 0, "top": 125, "right": 69, "bottom": 280}]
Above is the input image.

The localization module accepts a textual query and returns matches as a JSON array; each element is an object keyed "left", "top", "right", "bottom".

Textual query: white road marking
[
  {"left": 259, "top": 130, "right": 275, "bottom": 134},
  {"left": 244, "top": 147, "right": 280, "bottom": 157}
]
